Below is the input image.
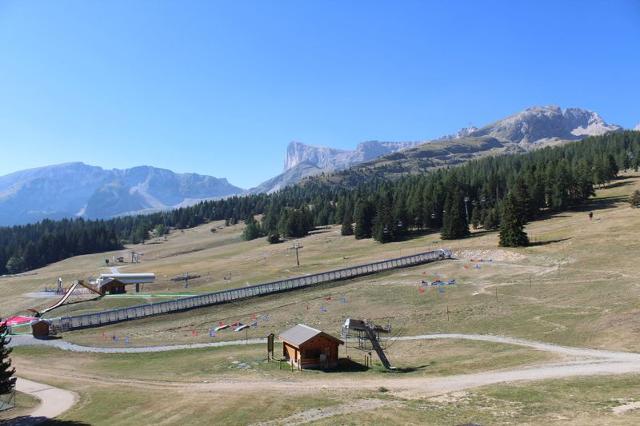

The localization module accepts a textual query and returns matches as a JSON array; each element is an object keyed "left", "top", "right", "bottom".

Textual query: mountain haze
[{"left": 0, "top": 163, "right": 243, "bottom": 226}]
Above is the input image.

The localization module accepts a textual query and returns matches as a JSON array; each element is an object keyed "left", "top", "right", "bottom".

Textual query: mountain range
[
  {"left": 0, "top": 105, "right": 631, "bottom": 226},
  {"left": 252, "top": 105, "right": 624, "bottom": 192},
  {"left": 0, "top": 163, "right": 243, "bottom": 226}
]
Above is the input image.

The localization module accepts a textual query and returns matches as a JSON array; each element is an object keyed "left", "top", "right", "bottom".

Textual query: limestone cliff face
[
  {"left": 249, "top": 140, "right": 421, "bottom": 194},
  {"left": 283, "top": 140, "right": 420, "bottom": 172}
]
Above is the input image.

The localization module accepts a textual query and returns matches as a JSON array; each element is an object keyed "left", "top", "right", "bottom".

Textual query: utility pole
[{"left": 289, "top": 242, "right": 303, "bottom": 267}]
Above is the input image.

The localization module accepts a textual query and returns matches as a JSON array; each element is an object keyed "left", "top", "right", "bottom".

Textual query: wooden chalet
[{"left": 279, "top": 324, "right": 343, "bottom": 370}]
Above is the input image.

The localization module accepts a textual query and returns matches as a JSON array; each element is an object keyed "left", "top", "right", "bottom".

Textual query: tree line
[{"left": 1, "top": 131, "right": 639, "bottom": 274}]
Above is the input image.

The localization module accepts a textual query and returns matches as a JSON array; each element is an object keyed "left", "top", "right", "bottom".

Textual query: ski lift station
[{"left": 95, "top": 273, "right": 156, "bottom": 294}]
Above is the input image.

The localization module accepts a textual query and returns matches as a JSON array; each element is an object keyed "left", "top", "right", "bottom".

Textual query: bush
[{"left": 267, "top": 233, "right": 281, "bottom": 244}]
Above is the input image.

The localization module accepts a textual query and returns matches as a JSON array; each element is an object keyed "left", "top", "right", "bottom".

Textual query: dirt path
[
  {"left": 9, "top": 334, "right": 267, "bottom": 353},
  {"left": 12, "top": 333, "right": 640, "bottom": 424},
  {"left": 4, "top": 377, "right": 77, "bottom": 425}
]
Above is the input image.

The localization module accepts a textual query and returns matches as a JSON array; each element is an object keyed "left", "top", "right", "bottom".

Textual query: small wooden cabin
[
  {"left": 31, "top": 320, "right": 51, "bottom": 339},
  {"left": 99, "top": 280, "right": 126, "bottom": 295},
  {"left": 96, "top": 273, "right": 155, "bottom": 295},
  {"left": 279, "top": 324, "right": 343, "bottom": 369}
]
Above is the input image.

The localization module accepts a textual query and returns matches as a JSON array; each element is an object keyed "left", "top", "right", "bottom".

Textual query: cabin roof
[{"left": 279, "top": 324, "right": 343, "bottom": 347}]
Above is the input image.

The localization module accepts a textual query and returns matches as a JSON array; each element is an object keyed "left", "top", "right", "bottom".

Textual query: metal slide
[
  {"left": 363, "top": 324, "right": 392, "bottom": 369},
  {"left": 32, "top": 281, "right": 102, "bottom": 316}
]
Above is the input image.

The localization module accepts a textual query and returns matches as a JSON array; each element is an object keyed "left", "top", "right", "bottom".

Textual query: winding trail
[
  {"left": 3, "top": 378, "right": 77, "bottom": 425},
  {"left": 9, "top": 334, "right": 267, "bottom": 353}
]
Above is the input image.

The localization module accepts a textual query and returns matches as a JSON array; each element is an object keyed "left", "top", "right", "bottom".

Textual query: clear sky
[{"left": 0, "top": 1, "right": 638, "bottom": 188}]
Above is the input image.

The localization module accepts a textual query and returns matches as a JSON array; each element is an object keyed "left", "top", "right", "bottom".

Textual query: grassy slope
[
  {"left": 328, "top": 375, "right": 640, "bottom": 425},
  {"left": 11, "top": 339, "right": 554, "bottom": 382},
  {"left": 3, "top": 173, "right": 640, "bottom": 424},
  {"left": 10, "top": 340, "right": 554, "bottom": 425},
  {"left": 38, "top": 173, "right": 639, "bottom": 353},
  {"left": 0, "top": 391, "right": 39, "bottom": 421}
]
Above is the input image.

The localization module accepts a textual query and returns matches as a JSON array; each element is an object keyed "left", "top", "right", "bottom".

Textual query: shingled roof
[{"left": 279, "top": 324, "right": 343, "bottom": 347}]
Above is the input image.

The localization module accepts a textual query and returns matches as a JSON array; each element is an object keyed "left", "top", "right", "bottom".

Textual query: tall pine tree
[
  {"left": 340, "top": 203, "right": 354, "bottom": 236},
  {"left": 354, "top": 200, "right": 375, "bottom": 239},
  {"left": 0, "top": 321, "right": 16, "bottom": 395},
  {"left": 440, "top": 180, "right": 469, "bottom": 240},
  {"left": 373, "top": 196, "right": 395, "bottom": 243},
  {"left": 499, "top": 194, "right": 529, "bottom": 247}
]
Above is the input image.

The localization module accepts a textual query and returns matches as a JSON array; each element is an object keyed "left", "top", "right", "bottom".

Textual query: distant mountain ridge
[
  {"left": 283, "top": 140, "right": 421, "bottom": 172},
  {"left": 2, "top": 106, "right": 627, "bottom": 225},
  {"left": 252, "top": 140, "right": 422, "bottom": 193},
  {"left": 253, "top": 105, "right": 624, "bottom": 193},
  {"left": 0, "top": 163, "right": 243, "bottom": 226},
  {"left": 466, "top": 106, "right": 622, "bottom": 145}
]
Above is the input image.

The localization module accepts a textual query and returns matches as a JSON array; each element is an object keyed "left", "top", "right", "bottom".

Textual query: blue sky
[{"left": 0, "top": 1, "right": 638, "bottom": 188}]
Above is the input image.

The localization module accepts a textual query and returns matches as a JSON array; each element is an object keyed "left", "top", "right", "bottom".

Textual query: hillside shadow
[
  {"left": 528, "top": 237, "right": 571, "bottom": 247},
  {"left": 3, "top": 416, "right": 90, "bottom": 425},
  {"left": 602, "top": 178, "right": 635, "bottom": 189},
  {"left": 571, "top": 195, "right": 628, "bottom": 213},
  {"left": 534, "top": 195, "right": 628, "bottom": 222},
  {"left": 328, "top": 358, "right": 369, "bottom": 372},
  {"left": 386, "top": 364, "right": 430, "bottom": 373}
]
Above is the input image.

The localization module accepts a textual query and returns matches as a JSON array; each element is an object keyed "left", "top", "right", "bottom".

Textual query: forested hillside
[{"left": 1, "top": 131, "right": 639, "bottom": 275}]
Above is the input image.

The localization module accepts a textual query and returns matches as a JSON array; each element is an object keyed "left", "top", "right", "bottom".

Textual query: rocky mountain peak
[
  {"left": 284, "top": 141, "right": 347, "bottom": 171},
  {"left": 468, "top": 105, "right": 622, "bottom": 144}
]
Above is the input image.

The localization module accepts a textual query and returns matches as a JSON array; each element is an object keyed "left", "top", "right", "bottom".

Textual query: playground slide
[
  {"left": 363, "top": 325, "right": 392, "bottom": 369},
  {"left": 33, "top": 281, "right": 103, "bottom": 316},
  {"left": 38, "top": 281, "right": 80, "bottom": 315}
]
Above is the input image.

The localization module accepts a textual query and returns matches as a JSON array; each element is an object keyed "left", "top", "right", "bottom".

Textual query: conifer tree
[
  {"left": 340, "top": 207, "right": 354, "bottom": 236},
  {"left": 242, "top": 216, "right": 263, "bottom": 241},
  {"left": 0, "top": 321, "right": 16, "bottom": 395},
  {"left": 441, "top": 184, "right": 469, "bottom": 240},
  {"left": 510, "top": 177, "right": 534, "bottom": 220},
  {"left": 354, "top": 200, "right": 375, "bottom": 239},
  {"left": 373, "top": 197, "right": 394, "bottom": 243},
  {"left": 499, "top": 194, "right": 529, "bottom": 247}
]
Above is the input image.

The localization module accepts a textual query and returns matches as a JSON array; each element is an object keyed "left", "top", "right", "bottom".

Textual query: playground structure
[
  {"left": 342, "top": 318, "right": 392, "bottom": 369},
  {"left": 29, "top": 280, "right": 103, "bottom": 317},
  {"left": 28, "top": 273, "right": 156, "bottom": 319}
]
